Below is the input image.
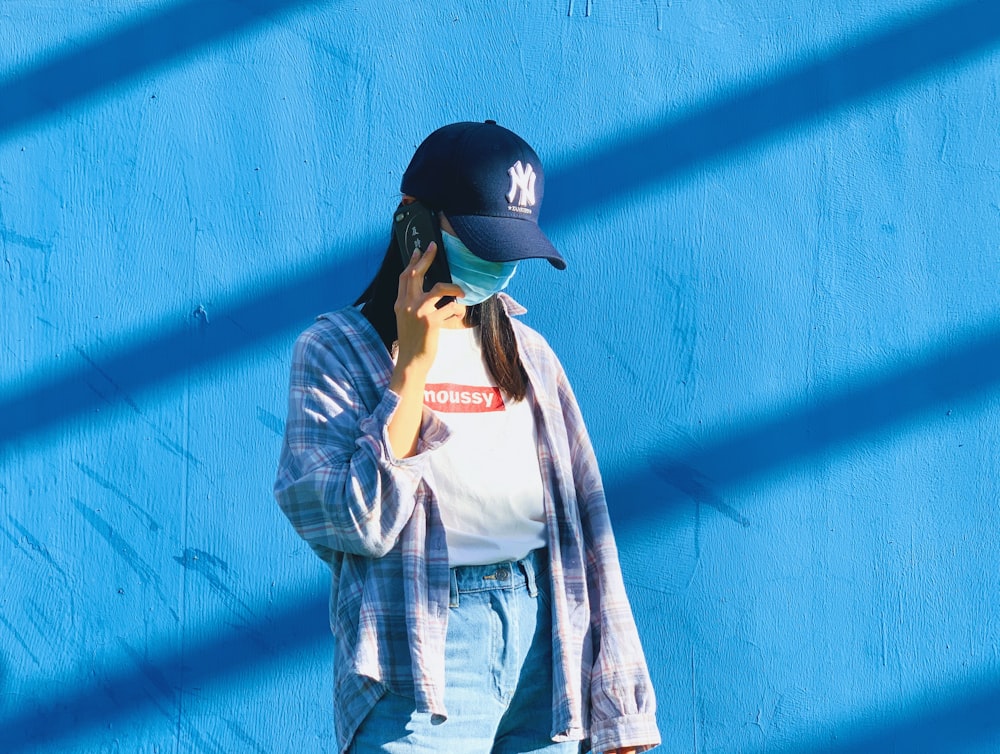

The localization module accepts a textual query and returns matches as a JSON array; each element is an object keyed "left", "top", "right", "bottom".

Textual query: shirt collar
[{"left": 496, "top": 292, "right": 527, "bottom": 317}]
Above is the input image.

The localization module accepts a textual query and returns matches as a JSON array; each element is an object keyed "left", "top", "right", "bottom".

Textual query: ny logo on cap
[{"left": 506, "top": 161, "right": 537, "bottom": 209}]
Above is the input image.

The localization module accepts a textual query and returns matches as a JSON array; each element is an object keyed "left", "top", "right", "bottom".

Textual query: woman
[{"left": 275, "top": 121, "right": 659, "bottom": 754}]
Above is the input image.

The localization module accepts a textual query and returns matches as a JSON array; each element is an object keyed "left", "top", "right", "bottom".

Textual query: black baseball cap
[{"left": 400, "top": 120, "right": 566, "bottom": 269}]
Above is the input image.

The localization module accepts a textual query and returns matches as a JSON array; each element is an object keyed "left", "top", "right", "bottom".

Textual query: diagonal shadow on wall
[
  {"left": 0, "top": 248, "right": 374, "bottom": 457},
  {"left": 3, "top": 0, "right": 1000, "bottom": 456},
  {"left": 771, "top": 672, "right": 1000, "bottom": 754},
  {"left": 0, "top": 589, "right": 330, "bottom": 751},
  {"left": 544, "top": 0, "right": 1000, "bottom": 217},
  {"left": 0, "top": 0, "right": 332, "bottom": 141},
  {"left": 608, "top": 319, "right": 1000, "bottom": 531},
  {"left": 5, "top": 614, "right": 1000, "bottom": 753}
]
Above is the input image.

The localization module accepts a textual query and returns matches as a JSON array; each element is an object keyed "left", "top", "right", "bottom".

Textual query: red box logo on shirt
[{"left": 423, "top": 383, "right": 506, "bottom": 413}]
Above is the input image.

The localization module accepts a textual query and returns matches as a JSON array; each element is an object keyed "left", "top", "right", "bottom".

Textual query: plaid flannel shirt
[{"left": 274, "top": 294, "right": 660, "bottom": 753}]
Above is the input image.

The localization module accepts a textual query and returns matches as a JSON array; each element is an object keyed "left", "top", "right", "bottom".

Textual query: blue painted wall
[{"left": 3, "top": 1, "right": 1000, "bottom": 751}]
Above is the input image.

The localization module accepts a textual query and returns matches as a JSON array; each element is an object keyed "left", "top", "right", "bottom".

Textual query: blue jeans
[{"left": 349, "top": 549, "right": 580, "bottom": 754}]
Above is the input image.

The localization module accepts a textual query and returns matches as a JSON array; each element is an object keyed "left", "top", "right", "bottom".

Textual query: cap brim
[{"left": 449, "top": 214, "right": 566, "bottom": 270}]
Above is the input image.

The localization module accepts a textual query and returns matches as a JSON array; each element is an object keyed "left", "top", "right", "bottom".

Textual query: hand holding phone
[
  {"left": 389, "top": 200, "right": 465, "bottom": 407},
  {"left": 392, "top": 200, "right": 453, "bottom": 304}
]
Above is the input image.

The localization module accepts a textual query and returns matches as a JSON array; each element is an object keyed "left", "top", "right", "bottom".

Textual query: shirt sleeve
[
  {"left": 273, "top": 323, "right": 450, "bottom": 560},
  {"left": 556, "top": 365, "right": 662, "bottom": 753}
]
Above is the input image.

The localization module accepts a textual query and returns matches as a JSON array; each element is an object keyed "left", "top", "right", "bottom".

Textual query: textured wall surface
[{"left": 3, "top": 1, "right": 1000, "bottom": 752}]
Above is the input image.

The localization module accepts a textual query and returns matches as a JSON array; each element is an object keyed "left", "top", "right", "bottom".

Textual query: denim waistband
[{"left": 449, "top": 548, "right": 548, "bottom": 608}]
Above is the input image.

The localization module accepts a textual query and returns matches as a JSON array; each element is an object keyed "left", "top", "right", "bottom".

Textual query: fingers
[
  {"left": 426, "top": 280, "right": 465, "bottom": 300},
  {"left": 414, "top": 294, "right": 462, "bottom": 325},
  {"left": 396, "top": 239, "right": 465, "bottom": 334},
  {"left": 427, "top": 298, "right": 464, "bottom": 323},
  {"left": 414, "top": 240, "right": 438, "bottom": 272},
  {"left": 419, "top": 279, "right": 463, "bottom": 319},
  {"left": 398, "top": 242, "right": 463, "bottom": 307},
  {"left": 409, "top": 240, "right": 438, "bottom": 280},
  {"left": 399, "top": 241, "right": 439, "bottom": 299},
  {"left": 397, "top": 248, "right": 417, "bottom": 301}
]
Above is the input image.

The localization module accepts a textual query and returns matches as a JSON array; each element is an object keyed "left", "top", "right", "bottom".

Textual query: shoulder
[
  {"left": 293, "top": 307, "right": 374, "bottom": 355},
  {"left": 290, "top": 307, "right": 387, "bottom": 378},
  {"left": 296, "top": 307, "right": 368, "bottom": 345},
  {"left": 501, "top": 304, "right": 571, "bottom": 401},
  {"left": 498, "top": 293, "right": 560, "bottom": 365},
  {"left": 509, "top": 316, "right": 558, "bottom": 363}
]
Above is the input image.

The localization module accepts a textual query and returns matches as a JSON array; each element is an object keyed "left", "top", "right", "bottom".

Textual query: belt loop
[
  {"left": 449, "top": 567, "right": 459, "bottom": 608},
  {"left": 520, "top": 552, "right": 538, "bottom": 598}
]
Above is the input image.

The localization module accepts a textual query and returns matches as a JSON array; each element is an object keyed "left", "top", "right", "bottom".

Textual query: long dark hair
[{"left": 355, "top": 239, "right": 529, "bottom": 401}]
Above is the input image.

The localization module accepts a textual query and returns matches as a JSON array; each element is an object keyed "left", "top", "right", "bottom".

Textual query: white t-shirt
[{"left": 422, "top": 325, "right": 546, "bottom": 566}]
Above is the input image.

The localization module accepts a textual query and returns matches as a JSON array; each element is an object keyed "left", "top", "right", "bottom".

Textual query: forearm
[
  {"left": 387, "top": 236, "right": 466, "bottom": 458},
  {"left": 387, "top": 361, "right": 429, "bottom": 459}
]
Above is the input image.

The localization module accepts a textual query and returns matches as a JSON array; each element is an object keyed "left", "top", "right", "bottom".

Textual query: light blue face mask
[{"left": 441, "top": 230, "right": 518, "bottom": 306}]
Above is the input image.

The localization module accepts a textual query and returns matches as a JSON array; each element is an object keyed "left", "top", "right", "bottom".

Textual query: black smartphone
[{"left": 392, "top": 200, "right": 453, "bottom": 305}]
